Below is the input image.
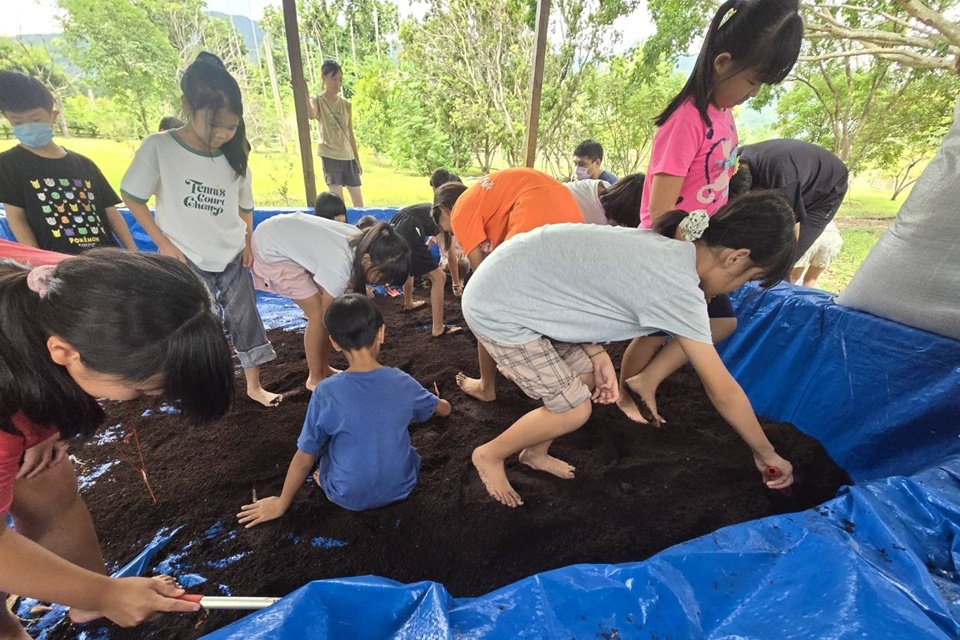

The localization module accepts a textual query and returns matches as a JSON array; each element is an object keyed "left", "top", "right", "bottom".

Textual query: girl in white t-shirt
[
  {"left": 462, "top": 191, "right": 798, "bottom": 508},
  {"left": 562, "top": 172, "right": 646, "bottom": 227},
  {"left": 121, "top": 52, "right": 282, "bottom": 407},
  {"left": 250, "top": 213, "right": 410, "bottom": 391}
]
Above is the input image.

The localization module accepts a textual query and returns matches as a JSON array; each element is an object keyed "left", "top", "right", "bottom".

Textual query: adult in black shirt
[
  {"left": 390, "top": 204, "right": 460, "bottom": 337},
  {"left": 730, "top": 139, "right": 848, "bottom": 278}
]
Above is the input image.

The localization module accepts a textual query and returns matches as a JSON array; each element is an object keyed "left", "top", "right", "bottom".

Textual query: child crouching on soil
[
  {"left": 462, "top": 191, "right": 798, "bottom": 507},
  {"left": 238, "top": 294, "right": 451, "bottom": 526}
]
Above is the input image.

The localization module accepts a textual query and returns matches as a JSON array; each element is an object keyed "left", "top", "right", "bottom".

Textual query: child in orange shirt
[{"left": 432, "top": 168, "right": 584, "bottom": 403}]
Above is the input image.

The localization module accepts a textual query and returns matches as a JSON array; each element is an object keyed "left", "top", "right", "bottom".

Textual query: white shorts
[{"left": 795, "top": 225, "right": 843, "bottom": 269}]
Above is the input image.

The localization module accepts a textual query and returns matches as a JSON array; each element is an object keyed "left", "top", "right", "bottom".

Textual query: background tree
[
  {"left": 0, "top": 37, "right": 76, "bottom": 136},
  {"left": 58, "top": 0, "right": 180, "bottom": 135}
]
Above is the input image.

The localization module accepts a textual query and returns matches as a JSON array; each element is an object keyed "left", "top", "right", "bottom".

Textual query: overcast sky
[{"left": 2, "top": 0, "right": 656, "bottom": 53}]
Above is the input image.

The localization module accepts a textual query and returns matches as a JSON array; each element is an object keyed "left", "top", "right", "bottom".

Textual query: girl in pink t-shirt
[
  {"left": 620, "top": 0, "right": 802, "bottom": 424},
  {"left": 0, "top": 250, "right": 233, "bottom": 635}
]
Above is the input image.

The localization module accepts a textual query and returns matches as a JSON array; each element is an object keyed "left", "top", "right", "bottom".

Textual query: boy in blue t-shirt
[{"left": 238, "top": 294, "right": 451, "bottom": 526}]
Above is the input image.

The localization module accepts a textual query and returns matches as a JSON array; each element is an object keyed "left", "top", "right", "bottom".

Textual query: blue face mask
[
  {"left": 13, "top": 122, "right": 55, "bottom": 148},
  {"left": 575, "top": 166, "right": 590, "bottom": 181}
]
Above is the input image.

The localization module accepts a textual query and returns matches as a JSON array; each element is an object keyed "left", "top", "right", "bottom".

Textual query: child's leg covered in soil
[
  {"left": 199, "top": 254, "right": 282, "bottom": 407},
  {"left": 619, "top": 296, "right": 737, "bottom": 424},
  {"left": 471, "top": 337, "right": 595, "bottom": 507},
  {"left": 10, "top": 458, "right": 105, "bottom": 624}
]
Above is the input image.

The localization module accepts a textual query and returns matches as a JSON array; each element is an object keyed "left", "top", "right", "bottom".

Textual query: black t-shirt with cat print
[{"left": 0, "top": 145, "right": 122, "bottom": 254}]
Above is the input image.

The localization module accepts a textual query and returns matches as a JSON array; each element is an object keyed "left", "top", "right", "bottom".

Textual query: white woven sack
[{"left": 837, "top": 96, "right": 960, "bottom": 340}]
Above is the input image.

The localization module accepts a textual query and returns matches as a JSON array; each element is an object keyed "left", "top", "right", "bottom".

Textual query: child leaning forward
[{"left": 238, "top": 294, "right": 451, "bottom": 526}]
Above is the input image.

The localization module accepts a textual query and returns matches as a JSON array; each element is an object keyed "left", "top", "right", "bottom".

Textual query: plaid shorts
[{"left": 476, "top": 334, "right": 594, "bottom": 412}]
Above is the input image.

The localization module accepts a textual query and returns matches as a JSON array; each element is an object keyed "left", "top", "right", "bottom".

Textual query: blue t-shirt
[
  {"left": 297, "top": 367, "right": 440, "bottom": 511},
  {"left": 599, "top": 170, "right": 618, "bottom": 184}
]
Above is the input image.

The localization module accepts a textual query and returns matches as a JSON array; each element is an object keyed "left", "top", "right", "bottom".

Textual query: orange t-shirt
[{"left": 450, "top": 168, "right": 584, "bottom": 255}]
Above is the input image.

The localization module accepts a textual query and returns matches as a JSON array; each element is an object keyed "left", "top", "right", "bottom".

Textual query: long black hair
[
  {"left": 653, "top": 190, "right": 796, "bottom": 287},
  {"left": 0, "top": 250, "right": 234, "bottom": 438},
  {"left": 656, "top": 0, "right": 802, "bottom": 127},
  {"left": 600, "top": 173, "right": 645, "bottom": 227},
  {"left": 181, "top": 52, "right": 248, "bottom": 179},
  {"left": 347, "top": 222, "right": 410, "bottom": 292}
]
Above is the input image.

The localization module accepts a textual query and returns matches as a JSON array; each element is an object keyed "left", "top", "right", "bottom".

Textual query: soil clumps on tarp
[{"left": 42, "top": 295, "right": 850, "bottom": 639}]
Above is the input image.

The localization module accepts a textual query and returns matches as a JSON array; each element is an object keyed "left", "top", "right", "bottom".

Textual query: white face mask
[{"left": 574, "top": 166, "right": 590, "bottom": 181}]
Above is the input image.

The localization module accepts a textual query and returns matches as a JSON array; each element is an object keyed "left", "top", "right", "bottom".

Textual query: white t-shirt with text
[{"left": 121, "top": 131, "right": 254, "bottom": 272}]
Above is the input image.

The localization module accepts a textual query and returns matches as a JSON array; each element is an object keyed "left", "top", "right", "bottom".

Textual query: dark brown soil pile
[{"left": 42, "top": 295, "right": 850, "bottom": 639}]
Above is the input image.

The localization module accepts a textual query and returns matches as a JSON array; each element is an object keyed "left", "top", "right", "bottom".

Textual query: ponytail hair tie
[
  {"left": 26, "top": 264, "right": 58, "bottom": 298},
  {"left": 679, "top": 209, "right": 710, "bottom": 241}
]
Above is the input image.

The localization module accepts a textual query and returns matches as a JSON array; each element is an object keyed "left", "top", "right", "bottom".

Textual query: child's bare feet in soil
[
  {"left": 247, "top": 387, "right": 283, "bottom": 408},
  {"left": 456, "top": 372, "right": 496, "bottom": 402},
  {"left": 616, "top": 383, "right": 645, "bottom": 423},
  {"left": 306, "top": 367, "right": 341, "bottom": 392},
  {"left": 432, "top": 324, "right": 462, "bottom": 338},
  {"left": 472, "top": 446, "right": 523, "bottom": 507},
  {"left": 622, "top": 372, "right": 665, "bottom": 426},
  {"left": 518, "top": 449, "right": 576, "bottom": 479},
  {"left": 403, "top": 299, "right": 426, "bottom": 311}
]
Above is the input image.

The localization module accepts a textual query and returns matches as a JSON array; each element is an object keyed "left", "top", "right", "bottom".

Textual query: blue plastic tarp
[{"left": 719, "top": 284, "right": 960, "bottom": 482}]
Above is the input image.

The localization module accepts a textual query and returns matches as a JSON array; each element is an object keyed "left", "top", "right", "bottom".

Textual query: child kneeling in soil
[
  {"left": 238, "top": 294, "right": 451, "bottom": 526},
  {"left": 462, "top": 191, "right": 798, "bottom": 507}
]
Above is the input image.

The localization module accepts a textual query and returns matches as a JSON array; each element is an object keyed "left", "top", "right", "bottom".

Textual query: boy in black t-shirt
[{"left": 0, "top": 71, "right": 136, "bottom": 254}]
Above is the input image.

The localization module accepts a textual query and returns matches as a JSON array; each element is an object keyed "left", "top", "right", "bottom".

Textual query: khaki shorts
[{"left": 476, "top": 334, "right": 593, "bottom": 412}]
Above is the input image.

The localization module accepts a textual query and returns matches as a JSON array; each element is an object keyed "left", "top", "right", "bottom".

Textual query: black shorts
[
  {"left": 321, "top": 157, "right": 362, "bottom": 188},
  {"left": 650, "top": 293, "right": 735, "bottom": 338},
  {"left": 393, "top": 215, "right": 439, "bottom": 278},
  {"left": 707, "top": 293, "right": 735, "bottom": 318},
  {"left": 797, "top": 185, "right": 846, "bottom": 257}
]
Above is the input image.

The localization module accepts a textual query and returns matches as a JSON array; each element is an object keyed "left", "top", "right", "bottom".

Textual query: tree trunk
[{"left": 53, "top": 95, "right": 70, "bottom": 137}]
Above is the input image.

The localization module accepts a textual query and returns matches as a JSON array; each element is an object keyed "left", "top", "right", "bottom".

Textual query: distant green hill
[{"left": 10, "top": 11, "right": 263, "bottom": 66}]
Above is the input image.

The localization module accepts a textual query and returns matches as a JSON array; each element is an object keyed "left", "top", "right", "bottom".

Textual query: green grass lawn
[{"left": 2, "top": 137, "right": 907, "bottom": 293}]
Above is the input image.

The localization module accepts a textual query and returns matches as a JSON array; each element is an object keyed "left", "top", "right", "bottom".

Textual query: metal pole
[{"left": 281, "top": 0, "right": 318, "bottom": 206}]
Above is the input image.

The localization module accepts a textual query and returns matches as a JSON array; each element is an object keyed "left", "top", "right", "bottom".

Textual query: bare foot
[
  {"left": 518, "top": 449, "right": 576, "bottom": 479},
  {"left": 616, "top": 383, "right": 647, "bottom": 423},
  {"left": 456, "top": 372, "right": 496, "bottom": 402},
  {"left": 247, "top": 387, "right": 283, "bottom": 408},
  {"left": 623, "top": 372, "right": 665, "bottom": 426},
  {"left": 432, "top": 325, "right": 462, "bottom": 338},
  {"left": 471, "top": 446, "right": 523, "bottom": 507},
  {"left": 306, "top": 367, "right": 341, "bottom": 392},
  {"left": 403, "top": 299, "right": 426, "bottom": 311}
]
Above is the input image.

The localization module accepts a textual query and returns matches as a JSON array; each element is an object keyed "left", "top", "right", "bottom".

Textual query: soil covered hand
[
  {"left": 103, "top": 576, "right": 199, "bottom": 627},
  {"left": 17, "top": 434, "right": 68, "bottom": 480},
  {"left": 589, "top": 351, "right": 619, "bottom": 404},
  {"left": 755, "top": 453, "right": 794, "bottom": 489},
  {"left": 238, "top": 496, "right": 288, "bottom": 528}
]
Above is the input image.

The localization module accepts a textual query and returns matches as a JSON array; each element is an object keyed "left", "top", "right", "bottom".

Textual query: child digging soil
[
  {"left": 462, "top": 192, "right": 797, "bottom": 507},
  {"left": 237, "top": 294, "right": 451, "bottom": 527}
]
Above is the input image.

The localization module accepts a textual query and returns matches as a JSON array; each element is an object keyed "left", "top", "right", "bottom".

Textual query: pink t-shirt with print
[{"left": 639, "top": 98, "right": 739, "bottom": 228}]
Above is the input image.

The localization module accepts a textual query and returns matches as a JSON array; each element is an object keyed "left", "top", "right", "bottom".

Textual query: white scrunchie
[{"left": 679, "top": 209, "right": 710, "bottom": 241}]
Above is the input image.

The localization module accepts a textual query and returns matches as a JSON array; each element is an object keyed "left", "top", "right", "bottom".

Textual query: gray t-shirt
[{"left": 462, "top": 223, "right": 712, "bottom": 345}]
